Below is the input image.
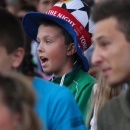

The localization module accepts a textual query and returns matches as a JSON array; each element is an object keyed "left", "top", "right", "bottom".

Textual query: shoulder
[
  {"left": 76, "top": 68, "right": 95, "bottom": 83},
  {"left": 97, "top": 91, "right": 129, "bottom": 130},
  {"left": 99, "top": 95, "right": 121, "bottom": 117},
  {"left": 98, "top": 94, "right": 122, "bottom": 127},
  {"left": 32, "top": 76, "right": 78, "bottom": 101},
  {"left": 32, "top": 76, "right": 64, "bottom": 93},
  {"left": 68, "top": 68, "right": 95, "bottom": 96}
]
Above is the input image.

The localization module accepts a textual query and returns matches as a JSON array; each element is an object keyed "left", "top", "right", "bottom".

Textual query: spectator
[
  {"left": 22, "top": 0, "right": 95, "bottom": 120},
  {"left": 0, "top": 72, "right": 41, "bottom": 130},
  {"left": 37, "top": 0, "right": 59, "bottom": 12},
  {"left": 6, "top": 0, "right": 21, "bottom": 15},
  {"left": 91, "top": 0, "right": 130, "bottom": 130}
]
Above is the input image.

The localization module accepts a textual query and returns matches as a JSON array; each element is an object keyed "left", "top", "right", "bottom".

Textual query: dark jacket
[{"left": 97, "top": 88, "right": 130, "bottom": 130}]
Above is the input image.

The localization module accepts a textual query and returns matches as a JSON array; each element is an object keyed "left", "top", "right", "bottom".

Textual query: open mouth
[
  {"left": 41, "top": 57, "right": 48, "bottom": 62},
  {"left": 40, "top": 56, "right": 48, "bottom": 67}
]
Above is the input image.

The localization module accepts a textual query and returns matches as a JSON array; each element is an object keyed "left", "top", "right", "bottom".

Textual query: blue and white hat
[{"left": 22, "top": 0, "right": 94, "bottom": 72}]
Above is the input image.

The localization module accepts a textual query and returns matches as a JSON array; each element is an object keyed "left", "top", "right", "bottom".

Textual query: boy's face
[
  {"left": 92, "top": 17, "right": 130, "bottom": 86},
  {"left": 37, "top": 24, "right": 74, "bottom": 77},
  {"left": 0, "top": 45, "right": 24, "bottom": 73},
  {"left": 37, "top": 0, "right": 58, "bottom": 13}
]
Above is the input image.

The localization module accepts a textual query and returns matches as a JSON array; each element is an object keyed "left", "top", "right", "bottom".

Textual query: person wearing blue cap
[
  {"left": 0, "top": 7, "right": 87, "bottom": 130},
  {"left": 22, "top": 0, "right": 95, "bottom": 120}
]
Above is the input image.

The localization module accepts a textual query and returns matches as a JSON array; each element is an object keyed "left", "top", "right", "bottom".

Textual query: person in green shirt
[{"left": 22, "top": 0, "right": 95, "bottom": 120}]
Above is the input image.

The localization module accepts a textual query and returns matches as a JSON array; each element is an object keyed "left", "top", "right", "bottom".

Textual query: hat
[{"left": 22, "top": 0, "right": 94, "bottom": 72}]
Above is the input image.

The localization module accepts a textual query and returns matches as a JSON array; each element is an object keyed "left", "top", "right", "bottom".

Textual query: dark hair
[
  {"left": 0, "top": 0, "right": 6, "bottom": 8},
  {"left": 0, "top": 72, "right": 41, "bottom": 130},
  {"left": 0, "top": 7, "right": 25, "bottom": 54},
  {"left": 37, "top": 0, "right": 59, "bottom": 3},
  {"left": 21, "top": 53, "right": 43, "bottom": 77},
  {"left": 39, "top": 19, "right": 74, "bottom": 45},
  {"left": 91, "top": 0, "right": 130, "bottom": 42},
  {"left": 20, "top": 4, "right": 36, "bottom": 12}
]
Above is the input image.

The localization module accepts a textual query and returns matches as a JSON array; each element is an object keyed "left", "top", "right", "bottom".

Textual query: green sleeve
[{"left": 77, "top": 82, "right": 94, "bottom": 121}]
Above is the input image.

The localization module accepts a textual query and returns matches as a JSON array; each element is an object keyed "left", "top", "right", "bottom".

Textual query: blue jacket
[{"left": 32, "top": 77, "right": 87, "bottom": 130}]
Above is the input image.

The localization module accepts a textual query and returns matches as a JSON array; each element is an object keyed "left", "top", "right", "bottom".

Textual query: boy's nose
[{"left": 37, "top": 43, "right": 45, "bottom": 53}]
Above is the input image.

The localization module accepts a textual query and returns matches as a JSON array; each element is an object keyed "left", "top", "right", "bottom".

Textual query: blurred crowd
[{"left": 0, "top": 0, "right": 130, "bottom": 130}]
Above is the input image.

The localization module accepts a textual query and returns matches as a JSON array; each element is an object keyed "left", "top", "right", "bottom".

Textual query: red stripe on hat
[{"left": 46, "top": 6, "right": 91, "bottom": 51}]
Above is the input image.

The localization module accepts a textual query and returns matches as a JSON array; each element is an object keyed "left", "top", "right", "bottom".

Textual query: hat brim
[{"left": 22, "top": 12, "right": 89, "bottom": 72}]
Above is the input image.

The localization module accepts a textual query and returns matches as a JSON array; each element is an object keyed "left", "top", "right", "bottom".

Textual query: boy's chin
[{"left": 42, "top": 69, "right": 52, "bottom": 75}]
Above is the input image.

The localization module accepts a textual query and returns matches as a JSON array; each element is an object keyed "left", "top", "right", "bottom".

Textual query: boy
[
  {"left": 91, "top": 0, "right": 130, "bottom": 130},
  {"left": 0, "top": 7, "right": 86, "bottom": 130},
  {"left": 22, "top": 0, "right": 95, "bottom": 120}
]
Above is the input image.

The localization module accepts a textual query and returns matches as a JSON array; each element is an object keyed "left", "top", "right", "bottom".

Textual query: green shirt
[{"left": 52, "top": 66, "right": 95, "bottom": 120}]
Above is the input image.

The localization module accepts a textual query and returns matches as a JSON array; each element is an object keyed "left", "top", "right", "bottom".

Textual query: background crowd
[{"left": 0, "top": 0, "right": 130, "bottom": 130}]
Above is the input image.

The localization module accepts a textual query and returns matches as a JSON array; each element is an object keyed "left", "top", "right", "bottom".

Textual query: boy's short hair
[
  {"left": 91, "top": 0, "right": 130, "bottom": 42},
  {"left": 0, "top": 7, "right": 25, "bottom": 54},
  {"left": 39, "top": 19, "right": 74, "bottom": 45}
]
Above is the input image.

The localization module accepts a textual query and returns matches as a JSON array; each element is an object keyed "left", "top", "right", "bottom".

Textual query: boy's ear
[
  {"left": 67, "top": 43, "right": 76, "bottom": 56},
  {"left": 12, "top": 47, "right": 25, "bottom": 69}
]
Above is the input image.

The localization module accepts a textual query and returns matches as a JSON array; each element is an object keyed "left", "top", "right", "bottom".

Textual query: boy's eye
[
  {"left": 46, "top": 40, "right": 51, "bottom": 44},
  {"left": 100, "top": 41, "right": 110, "bottom": 47},
  {"left": 37, "top": 40, "right": 40, "bottom": 44}
]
